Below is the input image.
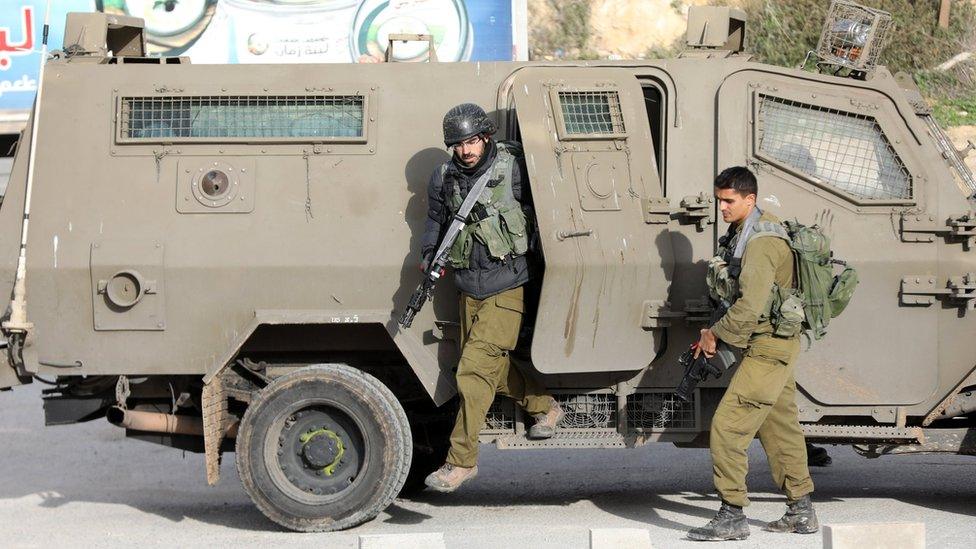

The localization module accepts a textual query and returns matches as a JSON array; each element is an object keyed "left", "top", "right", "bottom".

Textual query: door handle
[{"left": 556, "top": 229, "right": 593, "bottom": 241}]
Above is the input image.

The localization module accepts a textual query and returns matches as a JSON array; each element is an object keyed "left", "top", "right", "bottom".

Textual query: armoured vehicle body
[{"left": 2, "top": 10, "right": 975, "bottom": 532}]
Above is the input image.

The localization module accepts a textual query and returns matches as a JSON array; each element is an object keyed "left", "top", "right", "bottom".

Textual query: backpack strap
[
  {"left": 748, "top": 220, "right": 790, "bottom": 242},
  {"left": 747, "top": 220, "right": 798, "bottom": 291}
]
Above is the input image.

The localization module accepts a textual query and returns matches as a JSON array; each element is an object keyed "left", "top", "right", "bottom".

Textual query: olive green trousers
[
  {"left": 710, "top": 335, "right": 814, "bottom": 507},
  {"left": 446, "top": 286, "right": 552, "bottom": 468}
]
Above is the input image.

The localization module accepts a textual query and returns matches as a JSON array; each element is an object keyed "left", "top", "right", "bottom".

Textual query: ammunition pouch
[
  {"left": 445, "top": 144, "right": 531, "bottom": 269},
  {"left": 768, "top": 286, "right": 805, "bottom": 338},
  {"left": 468, "top": 202, "right": 489, "bottom": 223}
]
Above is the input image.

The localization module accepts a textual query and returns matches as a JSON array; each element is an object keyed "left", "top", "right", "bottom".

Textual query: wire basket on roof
[{"left": 815, "top": 0, "right": 893, "bottom": 73}]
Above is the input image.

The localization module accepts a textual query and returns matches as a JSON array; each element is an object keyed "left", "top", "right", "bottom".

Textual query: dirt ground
[{"left": 530, "top": 0, "right": 736, "bottom": 59}]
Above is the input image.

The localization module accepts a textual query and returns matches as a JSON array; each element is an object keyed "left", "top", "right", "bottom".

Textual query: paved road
[{"left": 1, "top": 383, "right": 973, "bottom": 548}]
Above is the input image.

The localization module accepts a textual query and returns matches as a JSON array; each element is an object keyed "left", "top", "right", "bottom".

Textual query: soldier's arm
[
  {"left": 421, "top": 168, "right": 447, "bottom": 258},
  {"left": 710, "top": 237, "right": 790, "bottom": 348}
]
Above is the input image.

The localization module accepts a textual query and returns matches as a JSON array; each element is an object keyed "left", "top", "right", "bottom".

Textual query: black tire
[{"left": 236, "top": 365, "right": 411, "bottom": 532}]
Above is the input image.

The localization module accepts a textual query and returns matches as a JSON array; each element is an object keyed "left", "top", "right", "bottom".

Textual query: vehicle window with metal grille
[
  {"left": 558, "top": 91, "right": 626, "bottom": 136},
  {"left": 118, "top": 96, "right": 365, "bottom": 141},
  {"left": 758, "top": 95, "right": 911, "bottom": 200}
]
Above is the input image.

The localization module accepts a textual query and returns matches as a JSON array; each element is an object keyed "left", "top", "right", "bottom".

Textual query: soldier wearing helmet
[{"left": 421, "top": 103, "right": 563, "bottom": 493}]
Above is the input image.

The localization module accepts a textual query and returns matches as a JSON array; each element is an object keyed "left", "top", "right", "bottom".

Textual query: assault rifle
[
  {"left": 674, "top": 300, "right": 737, "bottom": 402},
  {"left": 398, "top": 168, "right": 494, "bottom": 328}
]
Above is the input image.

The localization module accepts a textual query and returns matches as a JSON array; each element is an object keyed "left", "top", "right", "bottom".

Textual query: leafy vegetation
[
  {"left": 528, "top": 0, "right": 976, "bottom": 126},
  {"left": 528, "top": 0, "right": 600, "bottom": 60},
  {"left": 736, "top": 0, "right": 976, "bottom": 127}
]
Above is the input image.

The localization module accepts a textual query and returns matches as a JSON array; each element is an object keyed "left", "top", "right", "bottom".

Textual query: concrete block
[
  {"left": 589, "top": 528, "right": 652, "bottom": 549},
  {"left": 359, "top": 532, "right": 446, "bottom": 549},
  {"left": 823, "top": 522, "right": 925, "bottom": 549}
]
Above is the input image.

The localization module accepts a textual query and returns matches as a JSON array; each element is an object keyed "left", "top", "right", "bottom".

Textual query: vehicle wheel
[{"left": 236, "top": 365, "right": 411, "bottom": 532}]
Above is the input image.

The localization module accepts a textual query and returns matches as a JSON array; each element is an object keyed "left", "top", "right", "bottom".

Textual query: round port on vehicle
[
  {"left": 106, "top": 270, "right": 145, "bottom": 308},
  {"left": 190, "top": 161, "right": 240, "bottom": 208},
  {"left": 201, "top": 169, "right": 230, "bottom": 199}
]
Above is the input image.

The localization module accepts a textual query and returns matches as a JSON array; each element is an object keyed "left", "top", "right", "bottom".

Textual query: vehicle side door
[{"left": 509, "top": 67, "right": 674, "bottom": 374}]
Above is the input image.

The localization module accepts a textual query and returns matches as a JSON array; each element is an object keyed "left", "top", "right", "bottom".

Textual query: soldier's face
[
  {"left": 454, "top": 134, "right": 487, "bottom": 167},
  {"left": 715, "top": 187, "right": 756, "bottom": 224}
]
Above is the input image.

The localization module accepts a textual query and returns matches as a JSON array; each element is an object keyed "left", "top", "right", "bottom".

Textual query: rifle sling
[{"left": 430, "top": 168, "right": 494, "bottom": 269}]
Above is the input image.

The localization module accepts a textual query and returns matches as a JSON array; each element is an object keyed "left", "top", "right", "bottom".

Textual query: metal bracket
[
  {"left": 683, "top": 297, "right": 714, "bottom": 324},
  {"left": 640, "top": 300, "right": 684, "bottom": 329},
  {"left": 900, "top": 211, "right": 976, "bottom": 248},
  {"left": 900, "top": 273, "right": 976, "bottom": 310},
  {"left": 432, "top": 320, "right": 460, "bottom": 343},
  {"left": 641, "top": 196, "right": 671, "bottom": 224},
  {"left": 676, "top": 192, "right": 714, "bottom": 230},
  {"left": 958, "top": 140, "right": 976, "bottom": 159},
  {"left": 386, "top": 33, "right": 438, "bottom": 62}
]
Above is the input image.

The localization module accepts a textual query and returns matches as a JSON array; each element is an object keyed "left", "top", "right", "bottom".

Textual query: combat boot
[
  {"left": 527, "top": 398, "right": 564, "bottom": 439},
  {"left": 424, "top": 463, "right": 478, "bottom": 493},
  {"left": 763, "top": 495, "right": 819, "bottom": 534},
  {"left": 687, "top": 502, "right": 749, "bottom": 541}
]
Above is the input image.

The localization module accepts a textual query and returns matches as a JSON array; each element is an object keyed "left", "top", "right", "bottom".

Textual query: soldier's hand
[
  {"left": 419, "top": 255, "right": 445, "bottom": 277},
  {"left": 697, "top": 328, "right": 717, "bottom": 358}
]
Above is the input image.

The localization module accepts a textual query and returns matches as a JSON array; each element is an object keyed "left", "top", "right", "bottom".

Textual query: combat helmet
[{"left": 442, "top": 103, "right": 495, "bottom": 146}]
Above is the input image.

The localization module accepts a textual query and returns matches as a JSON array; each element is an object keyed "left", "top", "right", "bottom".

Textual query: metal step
[{"left": 801, "top": 424, "right": 923, "bottom": 443}]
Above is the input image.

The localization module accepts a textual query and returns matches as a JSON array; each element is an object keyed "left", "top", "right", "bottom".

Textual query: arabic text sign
[
  {"left": 0, "top": 1, "right": 519, "bottom": 116},
  {"left": 0, "top": 1, "right": 92, "bottom": 112}
]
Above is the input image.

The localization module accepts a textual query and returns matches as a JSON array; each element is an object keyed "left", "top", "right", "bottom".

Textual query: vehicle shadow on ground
[
  {"left": 28, "top": 484, "right": 277, "bottom": 532},
  {"left": 0, "top": 426, "right": 279, "bottom": 532},
  {"left": 401, "top": 456, "right": 976, "bottom": 533},
  {"left": 406, "top": 488, "right": 775, "bottom": 532}
]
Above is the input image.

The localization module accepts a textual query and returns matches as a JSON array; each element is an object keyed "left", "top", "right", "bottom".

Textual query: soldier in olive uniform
[
  {"left": 688, "top": 167, "right": 818, "bottom": 541},
  {"left": 422, "top": 104, "right": 564, "bottom": 493}
]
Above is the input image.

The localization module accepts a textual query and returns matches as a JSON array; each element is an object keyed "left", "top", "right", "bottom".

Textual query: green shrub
[
  {"left": 739, "top": 0, "right": 976, "bottom": 73},
  {"left": 529, "top": 0, "right": 599, "bottom": 60},
  {"left": 735, "top": 0, "right": 976, "bottom": 126}
]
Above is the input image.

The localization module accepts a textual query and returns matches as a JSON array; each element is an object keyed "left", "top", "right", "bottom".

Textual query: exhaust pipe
[{"left": 107, "top": 406, "right": 238, "bottom": 437}]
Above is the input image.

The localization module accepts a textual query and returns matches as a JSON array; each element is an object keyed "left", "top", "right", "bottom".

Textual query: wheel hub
[
  {"left": 300, "top": 428, "right": 345, "bottom": 475},
  {"left": 272, "top": 406, "right": 364, "bottom": 499}
]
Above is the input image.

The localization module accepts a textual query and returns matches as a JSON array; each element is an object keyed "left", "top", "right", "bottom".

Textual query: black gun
[
  {"left": 675, "top": 342, "right": 737, "bottom": 402},
  {"left": 399, "top": 268, "right": 439, "bottom": 328}
]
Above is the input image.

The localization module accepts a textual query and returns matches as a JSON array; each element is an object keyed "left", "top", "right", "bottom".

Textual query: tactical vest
[
  {"left": 706, "top": 213, "right": 805, "bottom": 338},
  {"left": 444, "top": 143, "right": 531, "bottom": 269}
]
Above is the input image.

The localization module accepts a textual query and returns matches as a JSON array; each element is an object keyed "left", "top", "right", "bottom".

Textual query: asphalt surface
[{"left": 1, "top": 383, "right": 974, "bottom": 548}]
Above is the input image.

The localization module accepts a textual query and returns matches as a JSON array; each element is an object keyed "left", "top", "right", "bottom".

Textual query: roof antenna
[{"left": 3, "top": 0, "right": 53, "bottom": 367}]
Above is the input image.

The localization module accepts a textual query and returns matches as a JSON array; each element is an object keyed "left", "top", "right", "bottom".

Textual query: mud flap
[{"left": 202, "top": 375, "right": 228, "bottom": 485}]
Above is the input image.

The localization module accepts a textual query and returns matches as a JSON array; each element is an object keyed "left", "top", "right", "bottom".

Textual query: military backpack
[{"left": 747, "top": 219, "right": 859, "bottom": 341}]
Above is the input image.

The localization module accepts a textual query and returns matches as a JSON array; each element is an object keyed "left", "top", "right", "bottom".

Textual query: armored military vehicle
[{"left": 1, "top": 4, "right": 974, "bottom": 532}]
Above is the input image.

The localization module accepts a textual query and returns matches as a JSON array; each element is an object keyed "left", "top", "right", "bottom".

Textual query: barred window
[
  {"left": 119, "top": 95, "right": 365, "bottom": 142},
  {"left": 758, "top": 95, "right": 911, "bottom": 200},
  {"left": 558, "top": 91, "right": 626, "bottom": 136}
]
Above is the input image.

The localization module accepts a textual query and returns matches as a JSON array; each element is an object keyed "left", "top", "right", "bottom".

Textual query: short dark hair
[{"left": 714, "top": 166, "right": 758, "bottom": 197}]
